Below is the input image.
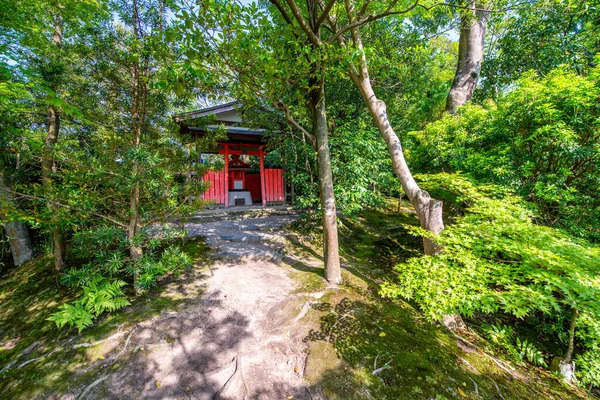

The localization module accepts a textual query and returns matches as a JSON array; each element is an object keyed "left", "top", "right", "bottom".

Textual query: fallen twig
[
  {"left": 113, "top": 325, "right": 137, "bottom": 363},
  {"left": 327, "top": 311, "right": 354, "bottom": 343}
]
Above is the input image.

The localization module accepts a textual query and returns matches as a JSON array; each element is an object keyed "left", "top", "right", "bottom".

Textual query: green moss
[
  {"left": 291, "top": 203, "right": 588, "bottom": 399},
  {"left": 0, "top": 237, "right": 211, "bottom": 398}
]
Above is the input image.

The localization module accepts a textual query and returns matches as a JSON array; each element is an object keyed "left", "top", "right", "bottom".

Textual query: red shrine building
[{"left": 175, "top": 101, "right": 286, "bottom": 208}]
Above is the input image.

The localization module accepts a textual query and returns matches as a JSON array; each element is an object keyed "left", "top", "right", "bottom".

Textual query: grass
[
  {"left": 0, "top": 237, "right": 210, "bottom": 399},
  {"left": 289, "top": 200, "right": 592, "bottom": 399}
]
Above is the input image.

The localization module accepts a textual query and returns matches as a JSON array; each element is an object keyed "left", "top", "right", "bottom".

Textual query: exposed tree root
[
  {"left": 214, "top": 354, "right": 248, "bottom": 400},
  {"left": 77, "top": 374, "right": 108, "bottom": 399},
  {"left": 17, "top": 348, "right": 60, "bottom": 369},
  {"left": 459, "top": 357, "right": 505, "bottom": 400},
  {"left": 450, "top": 329, "right": 524, "bottom": 381}
]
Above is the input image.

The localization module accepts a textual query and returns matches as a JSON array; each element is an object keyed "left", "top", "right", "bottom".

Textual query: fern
[
  {"left": 48, "top": 277, "right": 130, "bottom": 332},
  {"left": 516, "top": 337, "right": 547, "bottom": 367}
]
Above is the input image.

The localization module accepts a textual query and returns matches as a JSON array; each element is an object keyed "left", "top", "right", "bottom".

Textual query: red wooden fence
[
  {"left": 201, "top": 170, "right": 226, "bottom": 205},
  {"left": 201, "top": 168, "right": 284, "bottom": 205},
  {"left": 245, "top": 173, "right": 261, "bottom": 201},
  {"left": 264, "top": 169, "right": 284, "bottom": 203}
]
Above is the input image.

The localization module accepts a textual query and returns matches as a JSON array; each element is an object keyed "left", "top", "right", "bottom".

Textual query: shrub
[{"left": 381, "top": 173, "right": 600, "bottom": 385}]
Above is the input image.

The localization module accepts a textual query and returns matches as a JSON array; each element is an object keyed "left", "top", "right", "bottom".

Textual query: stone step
[
  {"left": 219, "top": 234, "right": 264, "bottom": 243},
  {"left": 186, "top": 207, "right": 302, "bottom": 224},
  {"left": 215, "top": 249, "right": 282, "bottom": 262}
]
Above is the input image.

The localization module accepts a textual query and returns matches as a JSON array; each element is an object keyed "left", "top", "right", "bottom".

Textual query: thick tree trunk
[
  {"left": 41, "top": 12, "right": 64, "bottom": 272},
  {"left": 445, "top": 1, "right": 489, "bottom": 114},
  {"left": 0, "top": 173, "right": 33, "bottom": 266},
  {"left": 309, "top": 77, "right": 342, "bottom": 284}
]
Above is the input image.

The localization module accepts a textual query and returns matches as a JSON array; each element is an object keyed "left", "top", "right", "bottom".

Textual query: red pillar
[
  {"left": 259, "top": 147, "right": 266, "bottom": 207},
  {"left": 224, "top": 144, "right": 229, "bottom": 208}
]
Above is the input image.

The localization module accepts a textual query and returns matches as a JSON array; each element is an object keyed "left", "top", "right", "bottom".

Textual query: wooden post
[
  {"left": 259, "top": 147, "right": 266, "bottom": 207},
  {"left": 224, "top": 144, "right": 229, "bottom": 208}
]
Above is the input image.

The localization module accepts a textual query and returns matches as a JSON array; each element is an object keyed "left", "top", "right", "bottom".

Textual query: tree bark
[
  {"left": 445, "top": 1, "right": 489, "bottom": 114},
  {"left": 308, "top": 76, "right": 342, "bottom": 284},
  {"left": 303, "top": 0, "right": 342, "bottom": 285},
  {"left": 343, "top": 11, "right": 444, "bottom": 255},
  {"left": 0, "top": 173, "right": 33, "bottom": 266},
  {"left": 41, "top": 11, "right": 64, "bottom": 272},
  {"left": 341, "top": 1, "right": 465, "bottom": 330},
  {"left": 551, "top": 308, "right": 578, "bottom": 382},
  {"left": 129, "top": 0, "right": 147, "bottom": 295}
]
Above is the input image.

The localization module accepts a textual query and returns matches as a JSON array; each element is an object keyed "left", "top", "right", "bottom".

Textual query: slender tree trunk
[
  {"left": 344, "top": 14, "right": 444, "bottom": 256},
  {"left": 551, "top": 308, "right": 579, "bottom": 382},
  {"left": 41, "top": 11, "right": 64, "bottom": 272},
  {"left": 128, "top": 181, "right": 142, "bottom": 295},
  {"left": 564, "top": 308, "right": 579, "bottom": 364},
  {"left": 128, "top": 62, "right": 144, "bottom": 295},
  {"left": 445, "top": 1, "right": 489, "bottom": 114},
  {"left": 129, "top": 0, "right": 147, "bottom": 295},
  {"left": 342, "top": 2, "right": 465, "bottom": 329},
  {"left": 0, "top": 173, "right": 33, "bottom": 266},
  {"left": 304, "top": 1, "right": 342, "bottom": 284},
  {"left": 308, "top": 76, "right": 342, "bottom": 284}
]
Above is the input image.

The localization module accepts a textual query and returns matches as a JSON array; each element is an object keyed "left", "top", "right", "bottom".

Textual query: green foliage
[
  {"left": 410, "top": 64, "right": 600, "bottom": 241},
  {"left": 515, "top": 337, "right": 547, "bottom": 368},
  {"left": 483, "top": 324, "right": 548, "bottom": 367},
  {"left": 135, "top": 246, "right": 192, "bottom": 290},
  {"left": 480, "top": 0, "right": 600, "bottom": 99},
  {"left": 47, "top": 277, "right": 130, "bottom": 332},
  {"left": 381, "top": 173, "right": 600, "bottom": 381}
]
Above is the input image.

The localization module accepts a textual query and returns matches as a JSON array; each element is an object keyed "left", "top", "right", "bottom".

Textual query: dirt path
[{"left": 101, "top": 213, "right": 321, "bottom": 399}]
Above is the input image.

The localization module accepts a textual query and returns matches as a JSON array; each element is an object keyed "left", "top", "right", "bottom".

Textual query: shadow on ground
[{"left": 303, "top": 294, "right": 580, "bottom": 400}]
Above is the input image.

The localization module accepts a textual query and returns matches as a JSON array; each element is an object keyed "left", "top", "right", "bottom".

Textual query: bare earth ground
[{"left": 100, "top": 214, "right": 320, "bottom": 399}]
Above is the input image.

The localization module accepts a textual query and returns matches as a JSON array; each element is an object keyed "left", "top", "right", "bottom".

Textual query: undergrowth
[{"left": 290, "top": 201, "right": 595, "bottom": 399}]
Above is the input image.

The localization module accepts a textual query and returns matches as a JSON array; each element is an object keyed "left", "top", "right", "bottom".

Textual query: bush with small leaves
[{"left": 381, "top": 173, "right": 600, "bottom": 386}]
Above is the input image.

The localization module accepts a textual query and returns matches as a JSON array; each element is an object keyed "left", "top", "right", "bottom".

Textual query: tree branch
[
  {"left": 269, "top": 0, "right": 295, "bottom": 25},
  {"left": 283, "top": 0, "right": 323, "bottom": 45},
  {"left": 328, "top": 0, "right": 418, "bottom": 45},
  {"left": 6, "top": 188, "right": 128, "bottom": 229},
  {"left": 315, "top": 0, "right": 337, "bottom": 30},
  {"left": 276, "top": 101, "right": 316, "bottom": 149}
]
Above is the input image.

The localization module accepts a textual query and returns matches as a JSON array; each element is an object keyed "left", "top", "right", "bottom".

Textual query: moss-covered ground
[
  {"left": 289, "top": 200, "right": 593, "bottom": 399},
  {"left": 0, "top": 206, "right": 595, "bottom": 399},
  {"left": 0, "top": 238, "right": 210, "bottom": 399}
]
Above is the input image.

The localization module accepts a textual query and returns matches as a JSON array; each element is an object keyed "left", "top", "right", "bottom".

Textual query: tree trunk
[
  {"left": 128, "top": 182, "right": 143, "bottom": 295},
  {"left": 344, "top": 17, "right": 444, "bottom": 254},
  {"left": 551, "top": 308, "right": 578, "bottom": 382},
  {"left": 445, "top": 1, "right": 489, "bottom": 114},
  {"left": 0, "top": 173, "right": 33, "bottom": 266},
  {"left": 343, "top": 4, "right": 465, "bottom": 329},
  {"left": 41, "top": 12, "right": 64, "bottom": 272},
  {"left": 309, "top": 76, "right": 342, "bottom": 285},
  {"left": 129, "top": 0, "right": 147, "bottom": 295}
]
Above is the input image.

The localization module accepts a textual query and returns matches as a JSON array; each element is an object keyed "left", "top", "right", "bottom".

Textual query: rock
[{"left": 550, "top": 356, "right": 576, "bottom": 383}]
